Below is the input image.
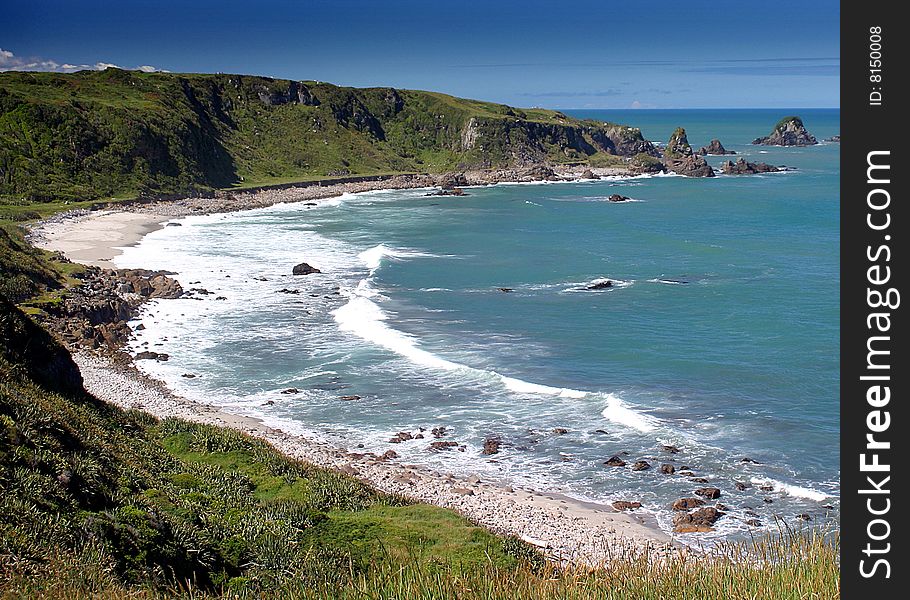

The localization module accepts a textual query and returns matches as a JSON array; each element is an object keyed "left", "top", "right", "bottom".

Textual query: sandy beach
[{"left": 29, "top": 168, "right": 683, "bottom": 565}]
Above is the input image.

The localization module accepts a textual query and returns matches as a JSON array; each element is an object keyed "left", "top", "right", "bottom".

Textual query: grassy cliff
[
  {"left": 0, "top": 298, "right": 542, "bottom": 596},
  {"left": 0, "top": 69, "right": 652, "bottom": 209}
]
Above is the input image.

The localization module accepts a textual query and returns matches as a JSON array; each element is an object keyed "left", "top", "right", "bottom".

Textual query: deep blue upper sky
[{"left": 1, "top": 0, "right": 840, "bottom": 108}]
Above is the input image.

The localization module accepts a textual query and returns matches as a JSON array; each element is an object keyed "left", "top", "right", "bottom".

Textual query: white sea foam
[
  {"left": 750, "top": 477, "right": 830, "bottom": 501},
  {"left": 563, "top": 277, "right": 633, "bottom": 293},
  {"left": 601, "top": 393, "right": 659, "bottom": 433},
  {"left": 358, "top": 244, "right": 438, "bottom": 271},
  {"left": 497, "top": 375, "right": 588, "bottom": 398},
  {"left": 647, "top": 278, "right": 689, "bottom": 285}
]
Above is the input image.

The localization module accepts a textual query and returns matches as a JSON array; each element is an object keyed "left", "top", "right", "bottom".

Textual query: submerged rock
[
  {"left": 752, "top": 116, "right": 818, "bottom": 146},
  {"left": 631, "top": 460, "right": 651, "bottom": 472},
  {"left": 482, "top": 436, "right": 502, "bottom": 455},
  {"left": 429, "top": 440, "right": 460, "bottom": 451},
  {"left": 607, "top": 194, "right": 631, "bottom": 202},
  {"left": 604, "top": 455, "right": 627, "bottom": 467}
]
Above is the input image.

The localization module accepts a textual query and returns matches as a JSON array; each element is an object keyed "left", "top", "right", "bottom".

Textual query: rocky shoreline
[
  {"left": 27, "top": 154, "right": 811, "bottom": 559},
  {"left": 74, "top": 351, "right": 677, "bottom": 564},
  {"left": 26, "top": 165, "right": 701, "bottom": 565}
]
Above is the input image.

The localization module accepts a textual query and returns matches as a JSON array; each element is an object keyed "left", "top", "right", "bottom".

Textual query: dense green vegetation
[{"left": 0, "top": 69, "right": 647, "bottom": 211}]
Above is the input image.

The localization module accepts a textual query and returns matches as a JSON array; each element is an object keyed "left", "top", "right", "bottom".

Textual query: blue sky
[{"left": 1, "top": 0, "right": 840, "bottom": 108}]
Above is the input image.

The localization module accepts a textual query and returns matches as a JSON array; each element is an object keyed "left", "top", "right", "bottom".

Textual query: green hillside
[
  {"left": 0, "top": 69, "right": 653, "bottom": 208},
  {"left": 0, "top": 297, "right": 541, "bottom": 596}
]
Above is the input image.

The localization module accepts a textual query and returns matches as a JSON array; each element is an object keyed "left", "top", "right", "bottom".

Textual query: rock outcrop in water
[
  {"left": 662, "top": 128, "right": 715, "bottom": 177},
  {"left": 752, "top": 116, "right": 818, "bottom": 146},
  {"left": 721, "top": 158, "right": 787, "bottom": 175},
  {"left": 292, "top": 262, "right": 321, "bottom": 275},
  {"left": 698, "top": 139, "right": 735, "bottom": 155}
]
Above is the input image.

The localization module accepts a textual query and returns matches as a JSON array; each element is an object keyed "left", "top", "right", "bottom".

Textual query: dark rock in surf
[
  {"left": 672, "top": 497, "right": 705, "bottom": 511},
  {"left": 607, "top": 194, "right": 631, "bottom": 202},
  {"left": 631, "top": 460, "right": 651, "bottom": 472},
  {"left": 612, "top": 500, "right": 642, "bottom": 511},
  {"left": 482, "top": 436, "right": 502, "bottom": 455},
  {"left": 604, "top": 455, "right": 627, "bottom": 467},
  {"left": 660, "top": 464, "right": 676, "bottom": 474},
  {"left": 429, "top": 441, "right": 460, "bottom": 451},
  {"left": 586, "top": 279, "right": 614, "bottom": 290},
  {"left": 695, "top": 487, "right": 721, "bottom": 499},
  {"left": 292, "top": 262, "right": 322, "bottom": 275}
]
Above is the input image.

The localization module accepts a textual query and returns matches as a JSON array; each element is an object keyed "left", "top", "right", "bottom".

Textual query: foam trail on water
[
  {"left": 750, "top": 478, "right": 830, "bottom": 501},
  {"left": 601, "top": 393, "right": 659, "bottom": 432},
  {"left": 333, "top": 296, "right": 463, "bottom": 371},
  {"left": 498, "top": 375, "right": 588, "bottom": 399},
  {"left": 331, "top": 245, "right": 662, "bottom": 422}
]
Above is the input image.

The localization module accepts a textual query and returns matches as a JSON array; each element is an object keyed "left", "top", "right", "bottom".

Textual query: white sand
[{"left": 30, "top": 211, "right": 169, "bottom": 268}]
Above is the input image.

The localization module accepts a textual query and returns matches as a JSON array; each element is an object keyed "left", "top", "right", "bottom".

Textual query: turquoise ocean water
[{"left": 118, "top": 109, "right": 840, "bottom": 539}]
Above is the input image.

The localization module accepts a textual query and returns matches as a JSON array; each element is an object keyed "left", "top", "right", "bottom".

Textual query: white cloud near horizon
[{"left": 0, "top": 48, "right": 168, "bottom": 73}]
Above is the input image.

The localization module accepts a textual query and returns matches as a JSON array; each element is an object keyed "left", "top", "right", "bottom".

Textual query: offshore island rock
[{"left": 752, "top": 116, "right": 818, "bottom": 146}]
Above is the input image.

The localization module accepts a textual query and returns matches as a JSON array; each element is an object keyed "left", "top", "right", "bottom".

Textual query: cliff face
[{"left": 0, "top": 70, "right": 656, "bottom": 204}]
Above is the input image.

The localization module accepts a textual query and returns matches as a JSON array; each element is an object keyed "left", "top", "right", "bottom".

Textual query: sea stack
[
  {"left": 662, "top": 127, "right": 715, "bottom": 177},
  {"left": 751, "top": 116, "right": 818, "bottom": 146}
]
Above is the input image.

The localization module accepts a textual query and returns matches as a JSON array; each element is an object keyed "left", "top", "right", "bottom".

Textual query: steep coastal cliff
[{"left": 0, "top": 70, "right": 658, "bottom": 206}]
